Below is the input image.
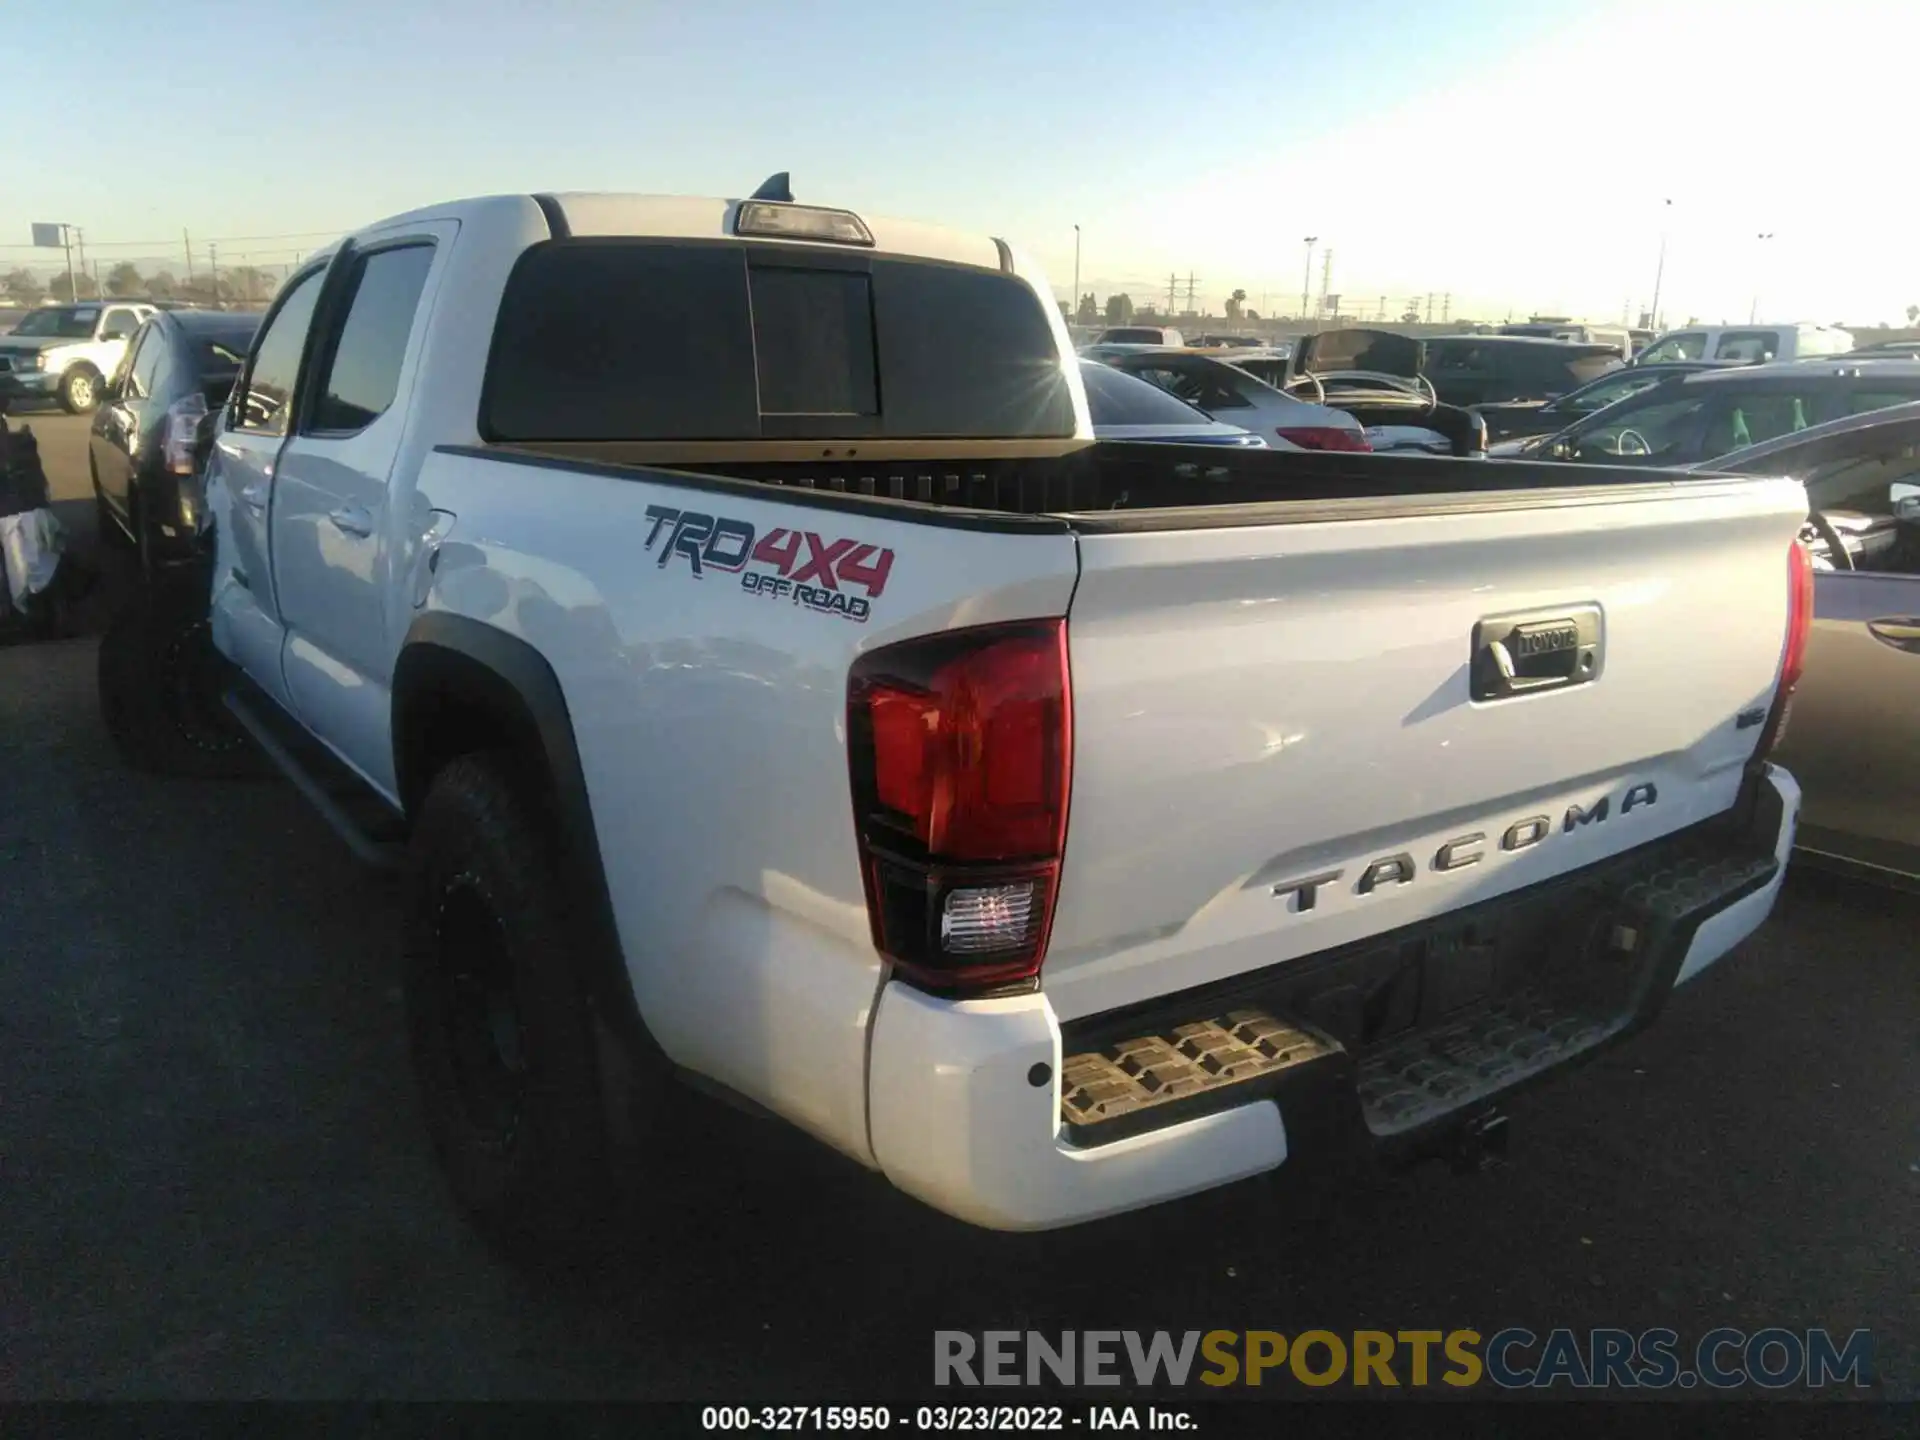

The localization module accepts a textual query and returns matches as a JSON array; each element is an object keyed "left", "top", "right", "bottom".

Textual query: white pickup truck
[{"left": 100, "top": 184, "right": 1812, "bottom": 1252}]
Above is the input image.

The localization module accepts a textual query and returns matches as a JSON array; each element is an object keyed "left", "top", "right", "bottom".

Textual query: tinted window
[
  {"left": 1080, "top": 362, "right": 1209, "bottom": 427},
  {"left": 194, "top": 332, "right": 255, "bottom": 375},
  {"left": 100, "top": 308, "right": 141, "bottom": 340},
  {"left": 749, "top": 266, "right": 876, "bottom": 415},
  {"left": 483, "top": 241, "right": 1072, "bottom": 441},
  {"left": 1123, "top": 361, "right": 1251, "bottom": 411},
  {"left": 1700, "top": 388, "right": 1825, "bottom": 455},
  {"left": 1639, "top": 332, "right": 1707, "bottom": 363},
  {"left": 126, "top": 327, "right": 165, "bottom": 399},
  {"left": 1099, "top": 328, "right": 1166, "bottom": 344},
  {"left": 309, "top": 245, "right": 435, "bottom": 433},
  {"left": 1563, "top": 370, "right": 1668, "bottom": 413},
  {"left": 1714, "top": 330, "right": 1781, "bottom": 364},
  {"left": 235, "top": 270, "right": 325, "bottom": 434},
  {"left": 1844, "top": 386, "right": 1920, "bottom": 416}
]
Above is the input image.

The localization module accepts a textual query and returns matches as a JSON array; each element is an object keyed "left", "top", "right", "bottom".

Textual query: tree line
[{"left": 1, "top": 262, "right": 283, "bottom": 307}]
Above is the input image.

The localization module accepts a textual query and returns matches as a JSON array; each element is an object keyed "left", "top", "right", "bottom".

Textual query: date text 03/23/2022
[{"left": 701, "top": 1406, "right": 1191, "bottom": 1432}]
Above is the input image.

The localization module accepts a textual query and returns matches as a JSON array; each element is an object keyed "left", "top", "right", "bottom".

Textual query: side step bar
[{"left": 222, "top": 689, "right": 406, "bottom": 872}]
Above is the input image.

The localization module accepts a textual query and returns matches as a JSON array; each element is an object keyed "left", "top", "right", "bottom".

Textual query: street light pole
[
  {"left": 1750, "top": 232, "right": 1774, "bottom": 324},
  {"left": 1072, "top": 224, "right": 1081, "bottom": 329},
  {"left": 1301, "top": 236, "right": 1317, "bottom": 323},
  {"left": 1648, "top": 198, "right": 1672, "bottom": 330}
]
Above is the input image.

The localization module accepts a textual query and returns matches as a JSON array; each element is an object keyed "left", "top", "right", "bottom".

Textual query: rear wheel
[
  {"left": 96, "top": 574, "right": 264, "bottom": 778},
  {"left": 404, "top": 752, "right": 626, "bottom": 1257}
]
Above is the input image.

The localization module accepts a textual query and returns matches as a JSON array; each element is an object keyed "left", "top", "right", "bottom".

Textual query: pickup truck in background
[
  {"left": 98, "top": 184, "right": 1811, "bottom": 1253},
  {"left": 0, "top": 301, "right": 156, "bottom": 413}
]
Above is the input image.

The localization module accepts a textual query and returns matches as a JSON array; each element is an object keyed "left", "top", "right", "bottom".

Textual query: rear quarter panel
[{"left": 412, "top": 453, "right": 1080, "bottom": 1164}]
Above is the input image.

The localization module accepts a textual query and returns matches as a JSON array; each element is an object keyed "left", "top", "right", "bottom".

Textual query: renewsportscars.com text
[{"left": 934, "top": 1328, "right": 1872, "bottom": 1390}]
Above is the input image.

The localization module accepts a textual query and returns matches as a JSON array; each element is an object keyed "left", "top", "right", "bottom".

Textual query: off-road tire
[
  {"left": 403, "top": 751, "right": 617, "bottom": 1258},
  {"left": 59, "top": 366, "right": 100, "bottom": 415}
]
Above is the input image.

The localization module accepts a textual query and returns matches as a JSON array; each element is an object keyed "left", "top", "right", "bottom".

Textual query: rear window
[
  {"left": 1079, "top": 361, "right": 1209, "bottom": 427},
  {"left": 482, "top": 240, "right": 1072, "bottom": 442},
  {"left": 193, "top": 334, "right": 255, "bottom": 373}
]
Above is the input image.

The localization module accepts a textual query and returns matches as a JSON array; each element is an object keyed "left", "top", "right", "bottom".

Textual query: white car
[
  {"left": 1636, "top": 323, "right": 1853, "bottom": 366},
  {"left": 0, "top": 301, "right": 156, "bottom": 413},
  {"left": 102, "top": 185, "right": 1804, "bottom": 1251}
]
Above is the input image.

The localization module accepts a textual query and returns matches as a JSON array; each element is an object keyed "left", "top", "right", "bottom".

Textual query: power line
[{"left": 0, "top": 228, "right": 342, "bottom": 254}]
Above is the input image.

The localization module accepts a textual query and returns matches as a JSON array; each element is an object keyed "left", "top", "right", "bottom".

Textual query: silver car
[{"left": 1709, "top": 402, "right": 1920, "bottom": 886}]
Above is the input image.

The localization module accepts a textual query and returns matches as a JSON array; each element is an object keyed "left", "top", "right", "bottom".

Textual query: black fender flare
[{"left": 392, "top": 612, "right": 656, "bottom": 1066}]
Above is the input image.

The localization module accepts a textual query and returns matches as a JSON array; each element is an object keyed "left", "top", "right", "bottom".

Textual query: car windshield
[
  {"left": 1562, "top": 369, "right": 1672, "bottom": 413},
  {"left": 1079, "top": 360, "right": 1211, "bottom": 427},
  {"left": 1552, "top": 386, "right": 1712, "bottom": 461},
  {"left": 10, "top": 306, "right": 98, "bottom": 339}
]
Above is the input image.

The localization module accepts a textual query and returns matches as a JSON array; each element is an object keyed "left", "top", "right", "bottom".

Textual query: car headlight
[{"left": 14, "top": 353, "right": 44, "bottom": 372}]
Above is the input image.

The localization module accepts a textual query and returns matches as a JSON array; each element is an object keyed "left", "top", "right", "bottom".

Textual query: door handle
[
  {"left": 328, "top": 505, "right": 374, "bottom": 538},
  {"left": 1866, "top": 617, "right": 1920, "bottom": 654},
  {"left": 240, "top": 480, "right": 268, "bottom": 513}
]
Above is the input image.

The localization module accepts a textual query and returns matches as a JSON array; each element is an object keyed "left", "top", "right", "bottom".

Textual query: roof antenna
[{"left": 749, "top": 172, "right": 793, "bottom": 203}]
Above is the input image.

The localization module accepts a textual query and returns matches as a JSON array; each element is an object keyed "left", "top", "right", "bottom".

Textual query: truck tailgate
[{"left": 1044, "top": 477, "right": 1807, "bottom": 1021}]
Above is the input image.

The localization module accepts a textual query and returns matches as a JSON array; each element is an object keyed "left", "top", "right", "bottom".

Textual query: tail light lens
[
  {"left": 1754, "top": 539, "right": 1815, "bottom": 758},
  {"left": 847, "top": 620, "right": 1072, "bottom": 996},
  {"left": 162, "top": 392, "right": 209, "bottom": 476},
  {"left": 1277, "top": 425, "right": 1372, "bottom": 452}
]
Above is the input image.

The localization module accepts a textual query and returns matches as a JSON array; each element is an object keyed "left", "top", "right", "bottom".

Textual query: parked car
[
  {"left": 1420, "top": 335, "right": 1624, "bottom": 407},
  {"left": 0, "top": 301, "right": 157, "bottom": 413},
  {"left": 1497, "top": 360, "right": 1920, "bottom": 467},
  {"left": 1474, "top": 360, "right": 1724, "bottom": 443},
  {"left": 97, "top": 186, "right": 1804, "bottom": 1255},
  {"left": 1090, "top": 324, "right": 1185, "bottom": 347},
  {"left": 1283, "top": 329, "right": 1621, "bottom": 411},
  {"left": 1634, "top": 323, "right": 1853, "bottom": 366},
  {"left": 1102, "top": 349, "right": 1369, "bottom": 451},
  {"left": 1078, "top": 360, "right": 1266, "bottom": 446},
  {"left": 1706, "top": 403, "right": 1920, "bottom": 885},
  {"left": 89, "top": 308, "right": 263, "bottom": 573}
]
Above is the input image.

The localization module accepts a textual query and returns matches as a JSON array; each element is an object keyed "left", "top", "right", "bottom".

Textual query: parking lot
[{"left": 2, "top": 409, "right": 1917, "bottom": 1401}]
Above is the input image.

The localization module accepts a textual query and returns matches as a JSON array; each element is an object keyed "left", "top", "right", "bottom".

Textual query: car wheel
[
  {"left": 404, "top": 751, "right": 625, "bottom": 1257},
  {"left": 96, "top": 573, "right": 266, "bottom": 779},
  {"left": 60, "top": 367, "right": 100, "bottom": 414}
]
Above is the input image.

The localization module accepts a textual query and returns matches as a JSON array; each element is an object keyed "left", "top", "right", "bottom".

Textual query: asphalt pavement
[{"left": 2, "top": 413, "right": 1916, "bottom": 1402}]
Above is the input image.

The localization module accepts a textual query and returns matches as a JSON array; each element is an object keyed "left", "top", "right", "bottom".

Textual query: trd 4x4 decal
[{"left": 643, "top": 505, "right": 895, "bottom": 623}]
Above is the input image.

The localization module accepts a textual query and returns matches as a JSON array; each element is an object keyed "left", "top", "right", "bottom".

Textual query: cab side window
[
  {"left": 1714, "top": 331, "right": 1780, "bottom": 364},
  {"left": 305, "top": 245, "right": 436, "bottom": 435},
  {"left": 232, "top": 269, "right": 326, "bottom": 436},
  {"left": 1640, "top": 333, "right": 1706, "bottom": 363}
]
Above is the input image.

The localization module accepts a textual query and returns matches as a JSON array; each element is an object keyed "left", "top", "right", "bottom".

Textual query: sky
[{"left": 5, "top": 0, "right": 1918, "bottom": 326}]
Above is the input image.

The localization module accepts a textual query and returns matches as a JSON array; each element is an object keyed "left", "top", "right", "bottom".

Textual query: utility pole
[
  {"left": 1301, "top": 237, "right": 1317, "bottom": 322},
  {"left": 1166, "top": 272, "right": 1179, "bottom": 314},
  {"left": 1441, "top": 293, "right": 1451, "bottom": 322},
  {"left": 1749, "top": 232, "right": 1774, "bottom": 324},
  {"left": 1319, "top": 250, "right": 1333, "bottom": 317},
  {"left": 209, "top": 241, "right": 221, "bottom": 307},
  {"left": 1377, "top": 294, "right": 1387, "bottom": 323},
  {"left": 1425, "top": 293, "right": 1434, "bottom": 323},
  {"left": 1649, "top": 197, "right": 1672, "bottom": 330},
  {"left": 61, "top": 225, "right": 76, "bottom": 307},
  {"left": 184, "top": 229, "right": 195, "bottom": 284},
  {"left": 1184, "top": 272, "right": 1199, "bottom": 315},
  {"left": 1071, "top": 224, "right": 1081, "bottom": 328}
]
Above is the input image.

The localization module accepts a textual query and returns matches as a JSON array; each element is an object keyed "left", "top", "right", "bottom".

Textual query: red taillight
[
  {"left": 1277, "top": 425, "right": 1372, "bottom": 452},
  {"left": 1754, "top": 539, "right": 1815, "bottom": 758},
  {"left": 848, "top": 620, "right": 1072, "bottom": 995}
]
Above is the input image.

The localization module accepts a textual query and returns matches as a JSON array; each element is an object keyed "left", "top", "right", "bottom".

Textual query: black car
[
  {"left": 1420, "top": 335, "right": 1624, "bottom": 408},
  {"left": 1501, "top": 359, "right": 1920, "bottom": 467},
  {"left": 90, "top": 309, "right": 261, "bottom": 572},
  {"left": 1475, "top": 360, "right": 1723, "bottom": 442}
]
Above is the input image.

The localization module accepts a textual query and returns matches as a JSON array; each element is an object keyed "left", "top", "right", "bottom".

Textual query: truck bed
[{"left": 456, "top": 440, "right": 1756, "bottom": 530}]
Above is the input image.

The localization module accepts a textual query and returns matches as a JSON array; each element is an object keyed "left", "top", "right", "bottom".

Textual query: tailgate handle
[{"left": 1472, "top": 606, "right": 1603, "bottom": 701}]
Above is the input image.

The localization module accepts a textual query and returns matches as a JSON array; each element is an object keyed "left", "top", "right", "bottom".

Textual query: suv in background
[
  {"left": 0, "top": 301, "right": 157, "bottom": 413},
  {"left": 1422, "top": 335, "right": 1623, "bottom": 408}
]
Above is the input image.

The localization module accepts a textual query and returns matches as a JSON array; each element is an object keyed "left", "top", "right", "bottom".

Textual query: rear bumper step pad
[{"left": 1058, "top": 818, "right": 1780, "bottom": 1153}]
